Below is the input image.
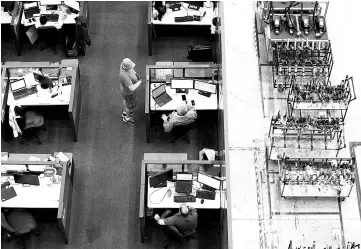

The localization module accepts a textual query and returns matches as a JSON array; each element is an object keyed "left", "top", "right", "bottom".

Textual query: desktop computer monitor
[
  {"left": 149, "top": 169, "right": 174, "bottom": 188},
  {"left": 1, "top": 1, "right": 15, "bottom": 12},
  {"left": 184, "top": 1, "right": 204, "bottom": 7},
  {"left": 194, "top": 80, "right": 217, "bottom": 94},
  {"left": 197, "top": 173, "right": 220, "bottom": 190},
  {"left": 13, "top": 173, "right": 40, "bottom": 186},
  {"left": 170, "top": 79, "right": 194, "bottom": 89}
]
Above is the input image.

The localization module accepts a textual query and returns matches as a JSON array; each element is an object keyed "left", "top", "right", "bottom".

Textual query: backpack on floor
[
  {"left": 187, "top": 45, "right": 213, "bottom": 62},
  {"left": 65, "top": 36, "right": 78, "bottom": 57}
]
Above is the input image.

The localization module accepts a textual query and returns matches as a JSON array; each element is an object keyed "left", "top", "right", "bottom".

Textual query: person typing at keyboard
[
  {"left": 154, "top": 204, "right": 198, "bottom": 235},
  {"left": 162, "top": 103, "right": 197, "bottom": 132}
]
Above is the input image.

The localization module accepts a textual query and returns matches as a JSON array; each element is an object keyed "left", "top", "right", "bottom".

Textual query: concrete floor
[{"left": 224, "top": 1, "right": 361, "bottom": 248}]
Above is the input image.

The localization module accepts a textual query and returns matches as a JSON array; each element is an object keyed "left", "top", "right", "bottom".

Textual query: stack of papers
[
  {"left": 56, "top": 152, "right": 69, "bottom": 162},
  {"left": 24, "top": 2, "right": 38, "bottom": 10}
]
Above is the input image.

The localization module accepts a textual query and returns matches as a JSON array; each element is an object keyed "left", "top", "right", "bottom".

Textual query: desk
[
  {"left": 1, "top": 60, "right": 82, "bottom": 141},
  {"left": 148, "top": 1, "right": 217, "bottom": 55},
  {"left": 21, "top": 4, "right": 79, "bottom": 29},
  {"left": 1, "top": 152, "right": 74, "bottom": 244},
  {"left": 145, "top": 63, "right": 221, "bottom": 143},
  {"left": 139, "top": 158, "right": 226, "bottom": 243},
  {"left": 1, "top": 8, "right": 13, "bottom": 24},
  {"left": 147, "top": 178, "right": 222, "bottom": 209}
]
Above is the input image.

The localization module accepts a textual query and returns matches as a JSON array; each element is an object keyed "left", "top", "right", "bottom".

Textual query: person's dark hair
[{"left": 40, "top": 15, "right": 48, "bottom": 25}]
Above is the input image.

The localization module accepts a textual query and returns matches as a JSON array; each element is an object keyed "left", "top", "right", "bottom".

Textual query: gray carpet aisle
[{"left": 1, "top": 2, "right": 219, "bottom": 249}]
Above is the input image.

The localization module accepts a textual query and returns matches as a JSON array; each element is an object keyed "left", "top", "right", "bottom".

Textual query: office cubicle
[
  {"left": 1, "top": 152, "right": 74, "bottom": 244},
  {"left": 139, "top": 159, "right": 226, "bottom": 244},
  {"left": 7, "top": 2, "right": 89, "bottom": 56},
  {"left": 145, "top": 63, "right": 221, "bottom": 143},
  {"left": 1, "top": 60, "right": 82, "bottom": 142}
]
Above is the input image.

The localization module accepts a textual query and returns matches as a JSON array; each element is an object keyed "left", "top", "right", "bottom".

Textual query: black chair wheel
[
  {"left": 53, "top": 51, "right": 57, "bottom": 54},
  {"left": 38, "top": 141, "right": 42, "bottom": 145},
  {"left": 40, "top": 48, "right": 43, "bottom": 51}
]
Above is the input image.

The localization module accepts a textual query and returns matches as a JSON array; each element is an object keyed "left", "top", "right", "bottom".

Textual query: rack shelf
[{"left": 277, "top": 157, "right": 355, "bottom": 199}]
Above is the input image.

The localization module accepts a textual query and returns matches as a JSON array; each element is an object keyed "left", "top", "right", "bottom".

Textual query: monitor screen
[
  {"left": 152, "top": 84, "right": 166, "bottom": 98},
  {"left": 13, "top": 174, "right": 40, "bottom": 186},
  {"left": 150, "top": 169, "right": 174, "bottom": 187},
  {"left": 171, "top": 79, "right": 194, "bottom": 89},
  {"left": 194, "top": 81, "right": 217, "bottom": 94},
  {"left": 184, "top": 1, "right": 204, "bottom": 7},
  {"left": 197, "top": 173, "right": 220, "bottom": 190},
  {"left": 176, "top": 173, "right": 193, "bottom": 181},
  {"left": 10, "top": 79, "right": 26, "bottom": 91}
]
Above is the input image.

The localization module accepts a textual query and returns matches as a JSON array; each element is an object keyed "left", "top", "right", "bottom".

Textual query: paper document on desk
[
  {"left": 24, "top": 2, "right": 38, "bottom": 10},
  {"left": 63, "top": 0, "right": 79, "bottom": 11},
  {"left": 29, "top": 156, "right": 42, "bottom": 161},
  {"left": 40, "top": 0, "right": 62, "bottom": 5},
  {"left": 56, "top": 152, "right": 69, "bottom": 162},
  {"left": 26, "top": 26, "right": 39, "bottom": 44},
  {"left": 1, "top": 154, "right": 8, "bottom": 161},
  {"left": 24, "top": 73, "right": 38, "bottom": 88}
]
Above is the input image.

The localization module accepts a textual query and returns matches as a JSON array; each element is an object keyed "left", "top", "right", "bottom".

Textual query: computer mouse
[
  {"left": 167, "top": 189, "right": 172, "bottom": 197},
  {"left": 201, "top": 199, "right": 204, "bottom": 204}
]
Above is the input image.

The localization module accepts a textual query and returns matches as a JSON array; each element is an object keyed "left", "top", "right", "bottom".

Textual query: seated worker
[
  {"left": 161, "top": 104, "right": 197, "bottom": 132},
  {"left": 154, "top": 204, "right": 198, "bottom": 235},
  {"left": 1, "top": 211, "right": 15, "bottom": 235}
]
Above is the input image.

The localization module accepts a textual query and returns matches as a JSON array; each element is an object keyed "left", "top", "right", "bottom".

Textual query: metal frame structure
[
  {"left": 278, "top": 157, "right": 355, "bottom": 199},
  {"left": 287, "top": 75, "right": 356, "bottom": 121}
]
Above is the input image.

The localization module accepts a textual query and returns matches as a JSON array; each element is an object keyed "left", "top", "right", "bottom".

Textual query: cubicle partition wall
[
  {"left": 76, "top": 1, "right": 90, "bottom": 56},
  {"left": 10, "top": 1, "right": 23, "bottom": 56},
  {"left": 145, "top": 63, "right": 221, "bottom": 143},
  {"left": 1, "top": 66, "right": 11, "bottom": 140},
  {"left": 1, "top": 152, "right": 74, "bottom": 244},
  {"left": 214, "top": 3, "right": 227, "bottom": 246},
  {"left": 139, "top": 159, "right": 226, "bottom": 243},
  {"left": 1, "top": 60, "right": 82, "bottom": 142}
]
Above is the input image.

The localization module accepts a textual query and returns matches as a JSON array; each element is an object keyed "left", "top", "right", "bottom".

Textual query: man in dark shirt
[{"left": 154, "top": 204, "right": 198, "bottom": 235}]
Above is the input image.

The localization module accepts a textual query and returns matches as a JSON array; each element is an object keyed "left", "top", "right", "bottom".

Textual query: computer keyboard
[
  {"left": 175, "top": 16, "right": 194, "bottom": 22},
  {"left": 13, "top": 87, "right": 38, "bottom": 100},
  {"left": 169, "top": 3, "right": 181, "bottom": 10},
  {"left": 174, "top": 195, "right": 196, "bottom": 203},
  {"left": 43, "top": 14, "right": 59, "bottom": 22},
  {"left": 196, "top": 190, "right": 216, "bottom": 200}
]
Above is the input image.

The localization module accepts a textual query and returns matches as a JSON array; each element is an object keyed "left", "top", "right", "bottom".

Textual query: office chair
[
  {"left": 15, "top": 107, "right": 46, "bottom": 144},
  {"left": 163, "top": 225, "right": 196, "bottom": 248},
  {"left": 37, "top": 26, "right": 58, "bottom": 54},
  {"left": 169, "top": 122, "right": 197, "bottom": 144},
  {"left": 2, "top": 209, "right": 40, "bottom": 249},
  {"left": 161, "top": 210, "right": 196, "bottom": 249}
]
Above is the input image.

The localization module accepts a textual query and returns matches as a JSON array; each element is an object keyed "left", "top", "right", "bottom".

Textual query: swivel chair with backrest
[
  {"left": 37, "top": 25, "right": 58, "bottom": 54},
  {"left": 161, "top": 210, "right": 196, "bottom": 248},
  {"left": 1, "top": 209, "right": 40, "bottom": 249},
  {"left": 170, "top": 121, "right": 197, "bottom": 144},
  {"left": 15, "top": 106, "right": 46, "bottom": 144}
]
